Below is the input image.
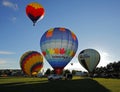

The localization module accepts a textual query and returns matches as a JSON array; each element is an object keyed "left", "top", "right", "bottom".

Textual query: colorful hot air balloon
[
  {"left": 26, "top": 2, "right": 45, "bottom": 26},
  {"left": 20, "top": 51, "right": 43, "bottom": 76},
  {"left": 40, "top": 27, "right": 78, "bottom": 74},
  {"left": 78, "top": 49, "right": 100, "bottom": 74}
]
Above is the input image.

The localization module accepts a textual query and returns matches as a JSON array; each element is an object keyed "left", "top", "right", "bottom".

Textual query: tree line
[
  {"left": 0, "top": 61, "right": 119, "bottom": 78},
  {"left": 94, "top": 61, "right": 120, "bottom": 78},
  {"left": 44, "top": 61, "right": 120, "bottom": 78}
]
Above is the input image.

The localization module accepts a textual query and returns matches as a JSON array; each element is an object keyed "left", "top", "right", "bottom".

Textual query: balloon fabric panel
[
  {"left": 26, "top": 2, "right": 45, "bottom": 26},
  {"left": 40, "top": 27, "right": 78, "bottom": 74},
  {"left": 78, "top": 49, "right": 100, "bottom": 73},
  {"left": 30, "top": 62, "right": 43, "bottom": 73},
  {"left": 20, "top": 51, "right": 43, "bottom": 76},
  {"left": 26, "top": 6, "right": 44, "bottom": 21}
]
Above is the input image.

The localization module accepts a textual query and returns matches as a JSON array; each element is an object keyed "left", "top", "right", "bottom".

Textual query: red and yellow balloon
[
  {"left": 20, "top": 51, "right": 43, "bottom": 76},
  {"left": 26, "top": 2, "right": 45, "bottom": 26}
]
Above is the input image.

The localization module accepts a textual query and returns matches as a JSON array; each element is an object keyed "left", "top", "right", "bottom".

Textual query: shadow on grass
[{"left": 0, "top": 78, "right": 110, "bottom": 92}]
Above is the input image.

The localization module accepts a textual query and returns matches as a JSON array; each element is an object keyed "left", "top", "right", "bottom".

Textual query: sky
[{"left": 0, "top": 0, "right": 120, "bottom": 72}]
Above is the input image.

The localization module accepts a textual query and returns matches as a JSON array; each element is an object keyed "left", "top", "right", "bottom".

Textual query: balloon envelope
[
  {"left": 78, "top": 49, "right": 100, "bottom": 73},
  {"left": 40, "top": 27, "right": 78, "bottom": 74},
  {"left": 26, "top": 2, "right": 45, "bottom": 26},
  {"left": 20, "top": 51, "right": 43, "bottom": 76}
]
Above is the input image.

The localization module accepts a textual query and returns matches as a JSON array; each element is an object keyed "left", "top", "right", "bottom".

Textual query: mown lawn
[
  {"left": 0, "top": 77, "right": 119, "bottom": 92},
  {"left": 93, "top": 78, "right": 120, "bottom": 92}
]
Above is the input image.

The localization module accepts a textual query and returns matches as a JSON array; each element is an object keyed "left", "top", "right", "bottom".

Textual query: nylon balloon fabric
[
  {"left": 20, "top": 51, "right": 43, "bottom": 76},
  {"left": 40, "top": 27, "right": 78, "bottom": 74},
  {"left": 78, "top": 49, "right": 100, "bottom": 73},
  {"left": 26, "top": 2, "right": 45, "bottom": 26}
]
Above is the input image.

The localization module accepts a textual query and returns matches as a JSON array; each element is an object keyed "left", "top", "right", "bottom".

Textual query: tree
[
  {"left": 44, "top": 68, "right": 51, "bottom": 76},
  {"left": 72, "top": 70, "right": 76, "bottom": 75}
]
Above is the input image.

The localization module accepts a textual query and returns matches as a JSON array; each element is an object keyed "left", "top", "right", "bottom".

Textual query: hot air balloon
[
  {"left": 26, "top": 2, "right": 45, "bottom": 26},
  {"left": 40, "top": 27, "right": 78, "bottom": 74},
  {"left": 78, "top": 49, "right": 100, "bottom": 75},
  {"left": 20, "top": 51, "right": 43, "bottom": 76}
]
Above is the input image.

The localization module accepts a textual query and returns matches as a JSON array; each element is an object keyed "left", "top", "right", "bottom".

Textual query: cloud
[
  {"left": 0, "top": 58, "right": 19, "bottom": 69},
  {"left": 10, "top": 16, "right": 17, "bottom": 22},
  {"left": 98, "top": 51, "right": 113, "bottom": 67},
  {"left": 2, "top": 0, "right": 18, "bottom": 10},
  {"left": 0, "top": 59, "right": 6, "bottom": 64},
  {"left": 0, "top": 51, "right": 15, "bottom": 55}
]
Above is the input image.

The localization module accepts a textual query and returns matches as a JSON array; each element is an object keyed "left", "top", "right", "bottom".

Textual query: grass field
[{"left": 0, "top": 77, "right": 119, "bottom": 92}]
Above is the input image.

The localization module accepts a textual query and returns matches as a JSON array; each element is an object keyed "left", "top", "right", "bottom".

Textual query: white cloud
[
  {"left": 0, "top": 51, "right": 15, "bottom": 55},
  {"left": 2, "top": 0, "right": 18, "bottom": 10},
  {"left": 0, "top": 58, "right": 19, "bottom": 69},
  {"left": 0, "top": 59, "right": 6, "bottom": 64},
  {"left": 11, "top": 16, "right": 17, "bottom": 22},
  {"left": 98, "top": 51, "right": 113, "bottom": 67}
]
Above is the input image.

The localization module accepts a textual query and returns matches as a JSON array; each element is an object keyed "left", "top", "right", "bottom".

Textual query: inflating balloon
[
  {"left": 40, "top": 27, "right": 78, "bottom": 74},
  {"left": 78, "top": 49, "right": 100, "bottom": 73},
  {"left": 26, "top": 2, "right": 45, "bottom": 26},
  {"left": 20, "top": 51, "right": 43, "bottom": 76}
]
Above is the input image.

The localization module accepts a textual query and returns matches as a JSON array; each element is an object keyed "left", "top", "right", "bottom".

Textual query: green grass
[
  {"left": 93, "top": 78, "right": 120, "bottom": 92},
  {"left": 0, "top": 77, "right": 119, "bottom": 92}
]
